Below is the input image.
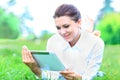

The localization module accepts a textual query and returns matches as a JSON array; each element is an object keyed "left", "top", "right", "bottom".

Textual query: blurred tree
[
  {"left": 96, "top": 12, "right": 120, "bottom": 44},
  {"left": 40, "top": 30, "right": 53, "bottom": 40},
  {"left": 0, "top": 7, "right": 20, "bottom": 39},
  {"left": 25, "top": 30, "right": 53, "bottom": 41},
  {"left": 95, "top": 0, "right": 115, "bottom": 27},
  {"left": 7, "top": 0, "right": 37, "bottom": 39}
]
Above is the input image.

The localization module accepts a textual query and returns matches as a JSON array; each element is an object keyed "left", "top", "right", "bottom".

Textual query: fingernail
[{"left": 23, "top": 45, "right": 28, "bottom": 49}]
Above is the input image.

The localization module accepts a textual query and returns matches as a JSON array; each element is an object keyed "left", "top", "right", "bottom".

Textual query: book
[{"left": 31, "top": 50, "right": 65, "bottom": 71}]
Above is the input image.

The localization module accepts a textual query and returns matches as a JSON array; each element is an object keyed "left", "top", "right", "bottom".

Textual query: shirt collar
[
  {"left": 62, "top": 29, "right": 84, "bottom": 51},
  {"left": 74, "top": 29, "right": 83, "bottom": 49},
  {"left": 56, "top": 33, "right": 70, "bottom": 51}
]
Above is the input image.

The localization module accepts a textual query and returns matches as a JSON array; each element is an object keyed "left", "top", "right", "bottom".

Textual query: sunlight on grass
[{"left": 0, "top": 39, "right": 120, "bottom": 80}]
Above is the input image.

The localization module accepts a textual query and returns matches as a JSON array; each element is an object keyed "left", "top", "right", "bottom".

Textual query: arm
[
  {"left": 22, "top": 46, "right": 41, "bottom": 77},
  {"left": 82, "top": 15, "right": 101, "bottom": 37},
  {"left": 81, "top": 15, "right": 94, "bottom": 33},
  {"left": 82, "top": 39, "right": 104, "bottom": 80}
]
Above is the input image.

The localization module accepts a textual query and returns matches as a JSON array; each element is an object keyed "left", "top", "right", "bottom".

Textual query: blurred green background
[{"left": 0, "top": 0, "right": 120, "bottom": 80}]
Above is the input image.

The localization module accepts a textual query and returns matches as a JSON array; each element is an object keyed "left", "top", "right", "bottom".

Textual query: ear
[
  {"left": 77, "top": 19, "right": 81, "bottom": 28},
  {"left": 77, "top": 19, "right": 81, "bottom": 25}
]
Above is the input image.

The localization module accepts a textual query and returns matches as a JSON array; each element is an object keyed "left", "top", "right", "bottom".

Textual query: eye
[
  {"left": 63, "top": 25, "right": 69, "bottom": 28},
  {"left": 56, "top": 26, "right": 61, "bottom": 30}
]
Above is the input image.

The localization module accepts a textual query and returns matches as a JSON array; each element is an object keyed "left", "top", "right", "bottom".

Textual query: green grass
[
  {"left": 94, "top": 44, "right": 120, "bottom": 80},
  {"left": 0, "top": 39, "right": 120, "bottom": 80},
  {"left": 0, "top": 39, "right": 47, "bottom": 80}
]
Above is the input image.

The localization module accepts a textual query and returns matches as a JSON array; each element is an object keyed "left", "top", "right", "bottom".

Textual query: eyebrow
[
  {"left": 62, "top": 23, "right": 70, "bottom": 26},
  {"left": 56, "top": 26, "right": 61, "bottom": 29},
  {"left": 56, "top": 23, "right": 70, "bottom": 28}
]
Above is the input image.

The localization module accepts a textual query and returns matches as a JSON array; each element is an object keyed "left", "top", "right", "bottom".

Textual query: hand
[
  {"left": 22, "top": 45, "right": 36, "bottom": 67},
  {"left": 22, "top": 45, "right": 41, "bottom": 77},
  {"left": 60, "top": 69, "right": 82, "bottom": 80}
]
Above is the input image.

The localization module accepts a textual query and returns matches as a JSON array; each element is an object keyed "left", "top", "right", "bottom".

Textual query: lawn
[
  {"left": 0, "top": 39, "right": 120, "bottom": 80},
  {"left": 94, "top": 44, "right": 120, "bottom": 80}
]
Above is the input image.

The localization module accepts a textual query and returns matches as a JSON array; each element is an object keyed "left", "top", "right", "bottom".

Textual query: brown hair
[{"left": 53, "top": 4, "right": 81, "bottom": 22}]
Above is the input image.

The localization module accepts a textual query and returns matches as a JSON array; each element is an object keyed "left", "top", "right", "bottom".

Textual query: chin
[{"left": 64, "top": 38, "right": 72, "bottom": 42}]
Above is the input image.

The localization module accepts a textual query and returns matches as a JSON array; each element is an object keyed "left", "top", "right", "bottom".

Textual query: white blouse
[{"left": 46, "top": 30, "right": 104, "bottom": 80}]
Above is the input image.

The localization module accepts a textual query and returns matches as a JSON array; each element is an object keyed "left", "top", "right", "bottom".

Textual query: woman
[{"left": 22, "top": 4, "right": 104, "bottom": 80}]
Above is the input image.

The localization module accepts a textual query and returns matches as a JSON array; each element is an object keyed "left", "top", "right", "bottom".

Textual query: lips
[{"left": 63, "top": 34, "right": 70, "bottom": 40}]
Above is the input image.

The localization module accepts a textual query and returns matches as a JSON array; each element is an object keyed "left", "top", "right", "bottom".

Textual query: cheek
[
  {"left": 67, "top": 26, "right": 73, "bottom": 32},
  {"left": 70, "top": 27, "right": 76, "bottom": 33},
  {"left": 72, "top": 28, "right": 79, "bottom": 36}
]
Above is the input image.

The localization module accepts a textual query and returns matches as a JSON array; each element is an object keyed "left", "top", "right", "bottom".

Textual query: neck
[{"left": 69, "top": 31, "right": 80, "bottom": 47}]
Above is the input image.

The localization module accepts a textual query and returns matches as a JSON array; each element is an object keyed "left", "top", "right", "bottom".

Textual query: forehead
[{"left": 54, "top": 16, "right": 73, "bottom": 26}]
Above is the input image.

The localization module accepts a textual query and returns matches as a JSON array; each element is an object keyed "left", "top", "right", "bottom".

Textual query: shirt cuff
[
  {"left": 41, "top": 70, "right": 60, "bottom": 79},
  {"left": 82, "top": 75, "right": 93, "bottom": 80}
]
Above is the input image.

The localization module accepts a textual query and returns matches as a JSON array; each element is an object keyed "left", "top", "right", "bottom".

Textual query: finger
[
  {"left": 64, "top": 73, "right": 76, "bottom": 80},
  {"left": 22, "top": 46, "right": 28, "bottom": 59},
  {"left": 22, "top": 45, "right": 28, "bottom": 58},
  {"left": 65, "top": 76, "right": 73, "bottom": 80},
  {"left": 22, "top": 47, "right": 27, "bottom": 62},
  {"left": 28, "top": 50, "right": 35, "bottom": 62},
  {"left": 22, "top": 46, "right": 32, "bottom": 63},
  {"left": 60, "top": 70, "right": 74, "bottom": 74}
]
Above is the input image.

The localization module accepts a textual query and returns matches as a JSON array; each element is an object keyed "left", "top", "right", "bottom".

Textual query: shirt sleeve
[
  {"left": 82, "top": 39, "right": 105, "bottom": 80},
  {"left": 46, "top": 38, "right": 54, "bottom": 52}
]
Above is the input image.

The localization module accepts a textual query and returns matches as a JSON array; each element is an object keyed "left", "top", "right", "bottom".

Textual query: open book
[{"left": 31, "top": 50, "right": 65, "bottom": 71}]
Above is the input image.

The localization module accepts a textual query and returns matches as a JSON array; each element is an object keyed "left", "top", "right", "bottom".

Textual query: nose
[{"left": 60, "top": 28, "right": 66, "bottom": 35}]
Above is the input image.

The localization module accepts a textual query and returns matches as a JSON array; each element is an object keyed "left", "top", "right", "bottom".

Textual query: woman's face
[{"left": 54, "top": 16, "right": 81, "bottom": 43}]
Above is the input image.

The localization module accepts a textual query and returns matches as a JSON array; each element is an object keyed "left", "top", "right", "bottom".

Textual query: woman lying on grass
[{"left": 22, "top": 4, "right": 104, "bottom": 80}]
